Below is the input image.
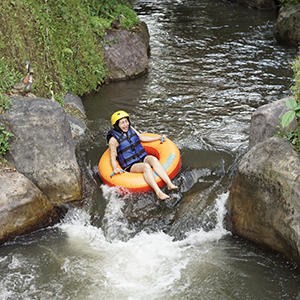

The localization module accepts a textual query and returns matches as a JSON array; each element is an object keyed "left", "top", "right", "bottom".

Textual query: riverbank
[{"left": 0, "top": 0, "right": 140, "bottom": 99}]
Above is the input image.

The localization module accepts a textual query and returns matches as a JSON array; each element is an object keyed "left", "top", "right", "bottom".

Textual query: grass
[{"left": 0, "top": 0, "right": 140, "bottom": 99}]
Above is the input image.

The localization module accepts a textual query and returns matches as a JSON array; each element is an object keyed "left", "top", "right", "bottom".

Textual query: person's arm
[
  {"left": 133, "top": 127, "right": 166, "bottom": 143},
  {"left": 109, "top": 137, "right": 122, "bottom": 173}
]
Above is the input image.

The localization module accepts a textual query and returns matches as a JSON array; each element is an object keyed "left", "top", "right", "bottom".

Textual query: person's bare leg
[
  {"left": 144, "top": 156, "right": 178, "bottom": 190},
  {"left": 131, "top": 162, "right": 170, "bottom": 200}
]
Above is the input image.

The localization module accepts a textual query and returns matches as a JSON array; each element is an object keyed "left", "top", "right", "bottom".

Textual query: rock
[
  {"left": 66, "top": 114, "right": 87, "bottom": 140},
  {"left": 1, "top": 97, "right": 84, "bottom": 206},
  {"left": 226, "top": 137, "right": 300, "bottom": 266},
  {"left": 0, "top": 171, "right": 59, "bottom": 245},
  {"left": 226, "top": 0, "right": 276, "bottom": 9},
  {"left": 63, "top": 92, "right": 86, "bottom": 118},
  {"left": 102, "top": 22, "right": 149, "bottom": 82},
  {"left": 248, "top": 97, "right": 297, "bottom": 150},
  {"left": 274, "top": 5, "right": 300, "bottom": 46},
  {"left": 62, "top": 92, "right": 88, "bottom": 140}
]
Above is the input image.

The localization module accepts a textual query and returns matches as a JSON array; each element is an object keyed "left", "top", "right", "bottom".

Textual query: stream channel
[{"left": 1, "top": 0, "right": 300, "bottom": 299}]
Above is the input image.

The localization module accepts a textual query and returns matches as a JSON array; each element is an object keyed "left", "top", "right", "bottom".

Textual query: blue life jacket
[{"left": 106, "top": 126, "right": 148, "bottom": 169}]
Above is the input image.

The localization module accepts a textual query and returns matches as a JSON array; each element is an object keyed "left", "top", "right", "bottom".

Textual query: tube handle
[{"left": 110, "top": 170, "right": 125, "bottom": 178}]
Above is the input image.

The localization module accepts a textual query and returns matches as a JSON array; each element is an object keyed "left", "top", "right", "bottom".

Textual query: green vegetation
[
  {"left": 0, "top": 0, "right": 139, "bottom": 99},
  {"left": 278, "top": 54, "right": 300, "bottom": 154},
  {"left": 291, "top": 52, "right": 300, "bottom": 102},
  {"left": 0, "top": 58, "right": 23, "bottom": 95},
  {"left": 281, "top": 98, "right": 300, "bottom": 129},
  {"left": 278, "top": 0, "right": 300, "bottom": 6},
  {"left": 0, "top": 57, "right": 17, "bottom": 164},
  {"left": 0, "top": 124, "right": 13, "bottom": 164},
  {"left": 277, "top": 99, "right": 300, "bottom": 152}
]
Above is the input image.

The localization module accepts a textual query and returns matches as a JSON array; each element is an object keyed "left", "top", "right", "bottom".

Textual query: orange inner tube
[{"left": 98, "top": 133, "right": 181, "bottom": 192}]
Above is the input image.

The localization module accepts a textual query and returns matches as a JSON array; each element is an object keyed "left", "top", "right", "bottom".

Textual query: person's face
[{"left": 118, "top": 117, "right": 129, "bottom": 132}]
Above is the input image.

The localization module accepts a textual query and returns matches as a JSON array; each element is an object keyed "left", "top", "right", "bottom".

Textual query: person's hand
[
  {"left": 113, "top": 167, "right": 123, "bottom": 174},
  {"left": 160, "top": 134, "right": 166, "bottom": 143},
  {"left": 110, "top": 167, "right": 124, "bottom": 178}
]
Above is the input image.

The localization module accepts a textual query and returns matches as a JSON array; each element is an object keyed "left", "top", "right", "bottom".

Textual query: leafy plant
[
  {"left": 280, "top": 38, "right": 300, "bottom": 155},
  {"left": 280, "top": 98, "right": 300, "bottom": 128},
  {"left": 275, "top": 127, "right": 298, "bottom": 144},
  {"left": 0, "top": 93, "right": 11, "bottom": 113},
  {"left": 278, "top": 0, "right": 300, "bottom": 6},
  {"left": 277, "top": 98, "right": 300, "bottom": 154},
  {"left": 0, "top": 124, "right": 14, "bottom": 157},
  {"left": 291, "top": 51, "right": 300, "bottom": 103}
]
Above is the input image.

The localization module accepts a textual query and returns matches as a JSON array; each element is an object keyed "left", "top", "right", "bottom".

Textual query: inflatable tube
[{"left": 98, "top": 133, "right": 181, "bottom": 192}]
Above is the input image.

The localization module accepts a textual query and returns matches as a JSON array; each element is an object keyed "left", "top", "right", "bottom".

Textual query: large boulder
[
  {"left": 0, "top": 171, "right": 59, "bottom": 245},
  {"left": 1, "top": 97, "right": 84, "bottom": 206},
  {"left": 274, "top": 4, "right": 300, "bottom": 46},
  {"left": 227, "top": 0, "right": 276, "bottom": 9},
  {"left": 102, "top": 22, "right": 149, "bottom": 82},
  {"left": 248, "top": 97, "right": 297, "bottom": 150},
  {"left": 226, "top": 137, "right": 300, "bottom": 266}
]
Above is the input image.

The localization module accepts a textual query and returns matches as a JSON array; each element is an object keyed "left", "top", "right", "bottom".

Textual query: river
[{"left": 1, "top": 0, "right": 300, "bottom": 299}]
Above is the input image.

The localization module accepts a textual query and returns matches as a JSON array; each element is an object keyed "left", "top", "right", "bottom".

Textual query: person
[{"left": 107, "top": 110, "right": 178, "bottom": 200}]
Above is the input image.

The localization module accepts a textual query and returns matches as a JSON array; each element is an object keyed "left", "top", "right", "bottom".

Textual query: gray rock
[
  {"left": 1, "top": 97, "right": 84, "bottom": 206},
  {"left": 63, "top": 92, "right": 86, "bottom": 118},
  {"left": 274, "top": 4, "right": 300, "bottom": 46},
  {"left": 0, "top": 171, "right": 59, "bottom": 245},
  {"left": 226, "top": 137, "right": 300, "bottom": 266},
  {"left": 66, "top": 114, "right": 87, "bottom": 139},
  {"left": 102, "top": 22, "right": 149, "bottom": 82},
  {"left": 248, "top": 97, "right": 297, "bottom": 150}
]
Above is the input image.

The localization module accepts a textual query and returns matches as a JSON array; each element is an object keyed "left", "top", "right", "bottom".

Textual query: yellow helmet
[{"left": 111, "top": 110, "right": 130, "bottom": 126}]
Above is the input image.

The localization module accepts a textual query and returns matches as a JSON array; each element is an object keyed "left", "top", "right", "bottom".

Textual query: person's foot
[
  {"left": 157, "top": 191, "right": 170, "bottom": 200},
  {"left": 167, "top": 183, "right": 178, "bottom": 190}
]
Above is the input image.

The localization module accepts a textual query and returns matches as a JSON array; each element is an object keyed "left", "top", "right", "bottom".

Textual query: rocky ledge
[
  {"left": 225, "top": 98, "right": 300, "bottom": 266},
  {"left": 0, "top": 94, "right": 86, "bottom": 245}
]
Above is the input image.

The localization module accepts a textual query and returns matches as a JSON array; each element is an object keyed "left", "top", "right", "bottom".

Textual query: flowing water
[{"left": 1, "top": 0, "right": 300, "bottom": 299}]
